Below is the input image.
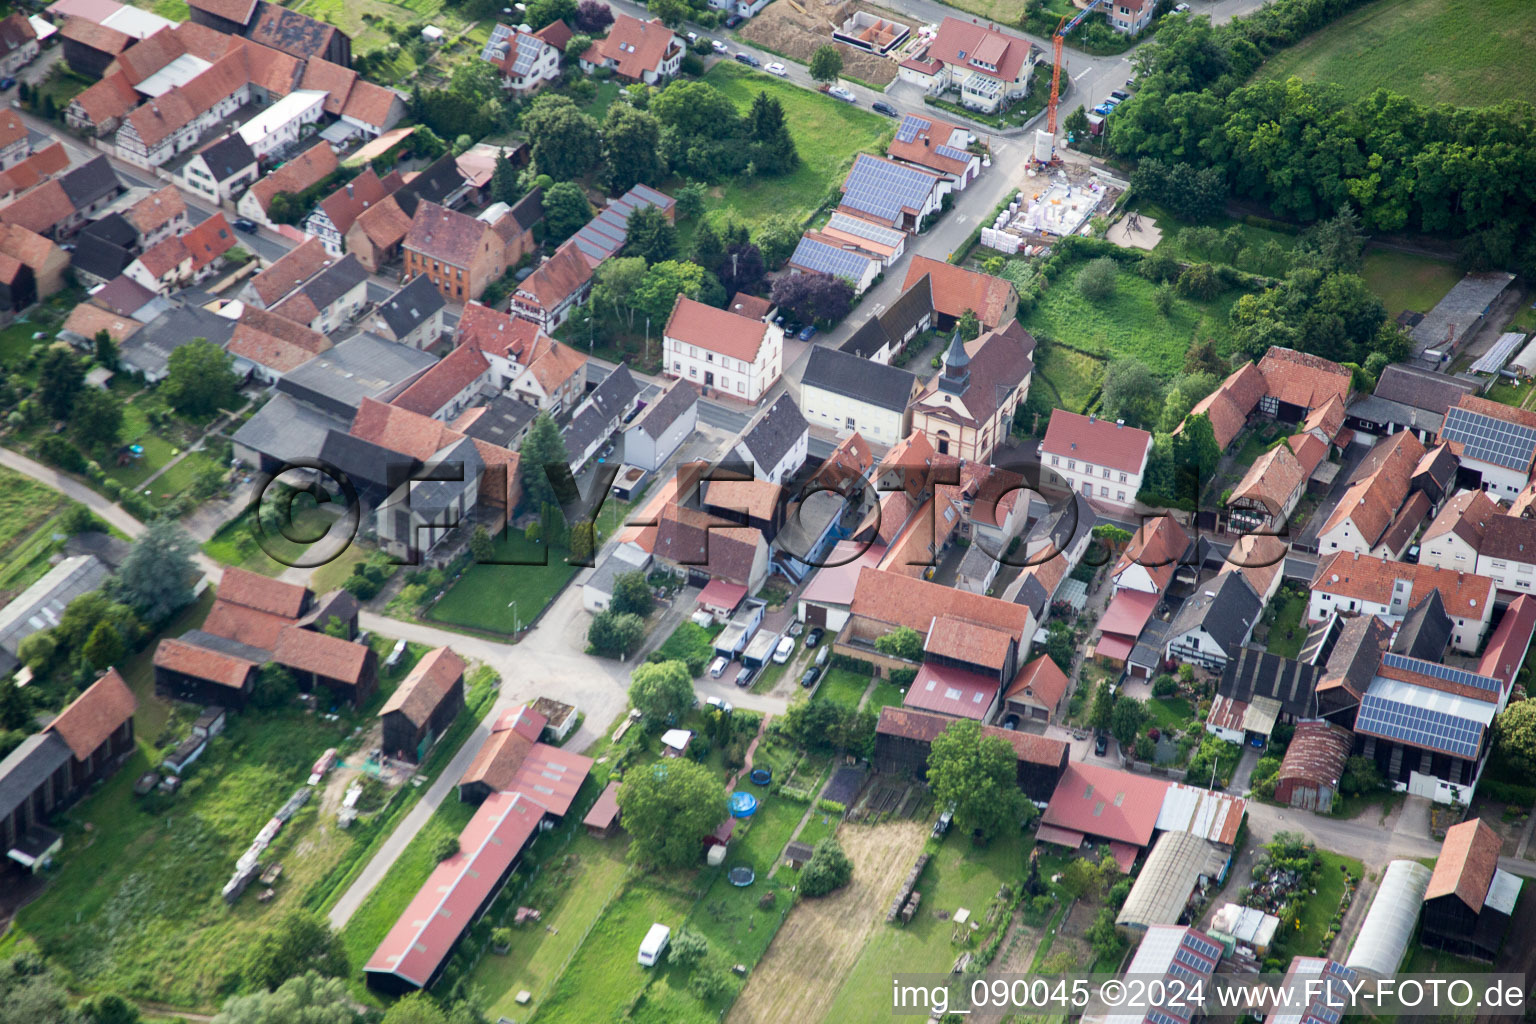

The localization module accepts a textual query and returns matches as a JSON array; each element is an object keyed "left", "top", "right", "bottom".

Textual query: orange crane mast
[{"left": 1046, "top": 0, "right": 1111, "bottom": 135}]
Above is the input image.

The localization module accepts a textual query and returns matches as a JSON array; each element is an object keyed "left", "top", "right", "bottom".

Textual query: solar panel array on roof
[
  {"left": 935, "top": 143, "right": 971, "bottom": 162},
  {"left": 481, "top": 23, "right": 511, "bottom": 62},
  {"left": 1355, "top": 693, "right": 1483, "bottom": 759},
  {"left": 826, "top": 212, "right": 904, "bottom": 249},
  {"left": 511, "top": 32, "right": 542, "bottom": 75},
  {"left": 895, "top": 113, "right": 929, "bottom": 144},
  {"left": 1441, "top": 405, "right": 1536, "bottom": 470},
  {"left": 841, "top": 155, "right": 937, "bottom": 223},
  {"left": 1381, "top": 652, "right": 1501, "bottom": 694},
  {"left": 790, "top": 235, "right": 875, "bottom": 282}
]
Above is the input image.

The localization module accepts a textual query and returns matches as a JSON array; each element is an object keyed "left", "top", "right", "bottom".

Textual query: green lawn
[
  {"left": 11, "top": 703, "right": 376, "bottom": 1008},
  {"left": 868, "top": 679, "right": 907, "bottom": 712},
  {"left": 533, "top": 880, "right": 700, "bottom": 1024},
  {"left": 1019, "top": 262, "right": 1245, "bottom": 376},
  {"left": 700, "top": 62, "right": 893, "bottom": 228},
  {"left": 1140, "top": 203, "right": 1302, "bottom": 278},
  {"left": 817, "top": 668, "right": 872, "bottom": 709},
  {"left": 1270, "top": 850, "right": 1362, "bottom": 963},
  {"left": 1265, "top": 590, "right": 1309, "bottom": 659},
  {"left": 1031, "top": 342, "right": 1105, "bottom": 416},
  {"left": 471, "top": 833, "right": 632, "bottom": 1020},
  {"left": 425, "top": 529, "right": 577, "bottom": 635},
  {"left": 1255, "top": 0, "right": 1536, "bottom": 109},
  {"left": 824, "top": 830, "right": 1031, "bottom": 1024},
  {"left": 106, "top": 403, "right": 179, "bottom": 490},
  {"left": 0, "top": 321, "right": 43, "bottom": 370},
  {"left": 202, "top": 497, "right": 347, "bottom": 577},
  {"left": 1361, "top": 248, "right": 1463, "bottom": 320},
  {"left": 1145, "top": 697, "right": 1194, "bottom": 735}
]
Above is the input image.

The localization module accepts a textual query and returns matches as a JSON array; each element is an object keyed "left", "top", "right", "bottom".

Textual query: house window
[
  {"left": 737, "top": 381, "right": 745, "bottom": 393},
  {"left": 1119, "top": 472, "right": 1128, "bottom": 483},
  {"left": 846, "top": 417, "right": 856, "bottom": 429},
  {"left": 1100, "top": 485, "right": 1109, "bottom": 497},
  {"left": 1067, "top": 460, "right": 1075, "bottom": 471},
  {"left": 1102, "top": 467, "right": 1110, "bottom": 479},
  {"left": 688, "top": 366, "right": 697, "bottom": 378},
  {"left": 1085, "top": 463, "right": 1094, "bottom": 475},
  {"left": 1051, "top": 455, "right": 1060, "bottom": 466},
  {"left": 707, "top": 353, "right": 714, "bottom": 362},
  {"left": 1117, "top": 490, "right": 1125, "bottom": 502}
]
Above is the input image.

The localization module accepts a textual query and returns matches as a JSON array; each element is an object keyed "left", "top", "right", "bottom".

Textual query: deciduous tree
[
  {"left": 71, "top": 387, "right": 123, "bottom": 453},
  {"left": 112, "top": 519, "right": 195, "bottom": 624},
  {"left": 1100, "top": 357, "right": 1163, "bottom": 430},
  {"left": 242, "top": 914, "right": 347, "bottom": 992},
  {"left": 37, "top": 347, "right": 82, "bottom": 420},
  {"left": 799, "top": 837, "right": 853, "bottom": 896},
  {"left": 623, "top": 204, "right": 676, "bottom": 264},
  {"left": 611, "top": 570, "right": 654, "bottom": 616},
  {"left": 541, "top": 180, "right": 593, "bottom": 244},
  {"left": 602, "top": 104, "right": 664, "bottom": 195},
  {"left": 927, "top": 719, "right": 1027, "bottom": 843},
  {"left": 628, "top": 658, "right": 694, "bottom": 722},
  {"left": 808, "top": 44, "right": 843, "bottom": 84},
  {"left": 163, "top": 338, "right": 240, "bottom": 418},
  {"left": 210, "top": 972, "right": 357, "bottom": 1024},
  {"left": 616, "top": 757, "right": 727, "bottom": 869},
  {"left": 587, "top": 609, "right": 645, "bottom": 658},
  {"left": 523, "top": 95, "right": 600, "bottom": 181}
]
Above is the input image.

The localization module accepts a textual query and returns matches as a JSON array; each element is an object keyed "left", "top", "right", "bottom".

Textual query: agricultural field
[
  {"left": 0, "top": 465, "right": 68, "bottom": 572},
  {"left": 701, "top": 62, "right": 894, "bottom": 228},
  {"left": 1018, "top": 260, "right": 1245, "bottom": 377},
  {"left": 1360, "top": 248, "right": 1462, "bottom": 320},
  {"left": 1256, "top": 0, "right": 1536, "bottom": 109}
]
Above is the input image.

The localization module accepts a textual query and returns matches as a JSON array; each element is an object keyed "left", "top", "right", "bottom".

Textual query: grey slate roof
[
  {"left": 0, "top": 732, "right": 73, "bottom": 823},
  {"left": 233, "top": 391, "right": 348, "bottom": 467},
  {"left": 58, "top": 156, "right": 121, "bottom": 211},
  {"left": 82, "top": 213, "right": 137, "bottom": 249},
  {"left": 277, "top": 333, "right": 436, "bottom": 418},
  {"left": 880, "top": 272, "right": 932, "bottom": 340},
  {"left": 71, "top": 236, "right": 134, "bottom": 282},
  {"left": 1410, "top": 272, "right": 1515, "bottom": 355},
  {"left": 0, "top": 554, "right": 111, "bottom": 656},
  {"left": 120, "top": 305, "right": 236, "bottom": 379},
  {"left": 178, "top": 628, "right": 272, "bottom": 663},
  {"left": 1346, "top": 395, "right": 1450, "bottom": 435},
  {"left": 294, "top": 253, "right": 368, "bottom": 311},
  {"left": 196, "top": 133, "right": 258, "bottom": 180},
  {"left": 628, "top": 378, "right": 696, "bottom": 441},
  {"left": 802, "top": 345, "right": 917, "bottom": 413},
  {"left": 738, "top": 393, "right": 808, "bottom": 474},
  {"left": 508, "top": 187, "right": 543, "bottom": 232},
  {"left": 1216, "top": 647, "right": 1322, "bottom": 717},
  {"left": 1025, "top": 491, "right": 1094, "bottom": 559},
  {"left": 1390, "top": 590, "right": 1451, "bottom": 661},
  {"left": 1168, "top": 571, "right": 1261, "bottom": 656},
  {"left": 562, "top": 365, "right": 638, "bottom": 460},
  {"left": 1128, "top": 616, "right": 1170, "bottom": 672},
  {"left": 409, "top": 437, "right": 482, "bottom": 511},
  {"left": 317, "top": 427, "right": 418, "bottom": 494},
  {"left": 1373, "top": 363, "right": 1478, "bottom": 416},
  {"left": 459, "top": 394, "right": 535, "bottom": 449},
  {"left": 397, "top": 154, "right": 464, "bottom": 209},
  {"left": 839, "top": 317, "right": 893, "bottom": 359},
  {"left": 377, "top": 274, "right": 445, "bottom": 340}
]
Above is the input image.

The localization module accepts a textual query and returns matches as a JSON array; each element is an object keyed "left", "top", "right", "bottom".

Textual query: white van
[
  {"left": 638, "top": 922, "right": 671, "bottom": 966},
  {"left": 709, "top": 656, "right": 729, "bottom": 678},
  {"left": 772, "top": 636, "right": 795, "bottom": 664}
]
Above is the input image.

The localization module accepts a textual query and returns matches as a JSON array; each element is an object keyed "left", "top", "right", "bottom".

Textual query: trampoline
[
  {"left": 728, "top": 791, "right": 758, "bottom": 818},
  {"left": 728, "top": 866, "right": 756, "bottom": 886},
  {"left": 750, "top": 768, "right": 772, "bottom": 786}
]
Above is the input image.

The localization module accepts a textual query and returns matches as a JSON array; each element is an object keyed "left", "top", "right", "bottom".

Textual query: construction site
[
  {"left": 740, "top": 0, "right": 920, "bottom": 86},
  {"left": 978, "top": 131, "right": 1124, "bottom": 253}
]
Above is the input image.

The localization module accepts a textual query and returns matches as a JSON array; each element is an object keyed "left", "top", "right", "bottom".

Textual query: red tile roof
[
  {"left": 0, "top": 179, "right": 73, "bottom": 235},
  {"left": 317, "top": 167, "right": 399, "bottom": 236},
  {"left": 46, "top": 668, "right": 136, "bottom": 760},
  {"left": 516, "top": 239, "right": 591, "bottom": 313},
  {"left": 1099, "top": 587, "right": 1159, "bottom": 638},
  {"left": 1275, "top": 720, "right": 1352, "bottom": 794},
  {"left": 664, "top": 294, "right": 771, "bottom": 363},
  {"left": 1319, "top": 430, "right": 1425, "bottom": 547},
  {"left": 1231, "top": 443, "right": 1305, "bottom": 518},
  {"left": 62, "top": 301, "right": 140, "bottom": 343},
  {"left": 926, "top": 17, "right": 1035, "bottom": 84},
  {"left": 1041, "top": 761, "right": 1169, "bottom": 847},
  {"left": 1310, "top": 551, "right": 1494, "bottom": 620},
  {"left": 902, "top": 255, "right": 1015, "bottom": 327},
  {"left": 850, "top": 566, "right": 1033, "bottom": 638},
  {"left": 350, "top": 194, "right": 412, "bottom": 250},
  {"left": 248, "top": 142, "right": 338, "bottom": 216},
  {"left": 248, "top": 236, "right": 330, "bottom": 306},
  {"left": 583, "top": 779, "right": 621, "bottom": 829},
  {"left": 1180, "top": 361, "right": 1266, "bottom": 449},
  {"left": 219, "top": 565, "right": 309, "bottom": 618},
  {"left": 186, "top": 0, "right": 259, "bottom": 26},
  {"left": 458, "top": 300, "right": 545, "bottom": 360},
  {"left": 350, "top": 397, "right": 464, "bottom": 461},
  {"left": 1112, "top": 515, "right": 1190, "bottom": 593},
  {"left": 154, "top": 635, "right": 259, "bottom": 690},
  {"left": 1425, "top": 818, "right": 1501, "bottom": 912},
  {"left": 181, "top": 211, "right": 237, "bottom": 270},
  {"left": 887, "top": 113, "right": 973, "bottom": 177},
  {"left": 0, "top": 143, "right": 71, "bottom": 199},
  {"left": 924, "top": 613, "right": 1014, "bottom": 671},
  {"left": 1042, "top": 409, "right": 1154, "bottom": 475},
  {"left": 391, "top": 343, "right": 491, "bottom": 417},
  {"left": 1258, "top": 346, "right": 1352, "bottom": 410},
  {"left": 272, "top": 625, "right": 371, "bottom": 685},
  {"left": 365, "top": 790, "right": 544, "bottom": 988},
  {"left": 378, "top": 647, "right": 465, "bottom": 726},
  {"left": 875, "top": 704, "right": 1066, "bottom": 766},
  {"left": 1004, "top": 653, "right": 1069, "bottom": 710},
  {"left": 581, "top": 13, "right": 678, "bottom": 79},
  {"left": 60, "top": 17, "right": 133, "bottom": 57},
  {"left": 1478, "top": 594, "right": 1536, "bottom": 688},
  {"left": 70, "top": 71, "right": 139, "bottom": 127},
  {"left": 298, "top": 56, "right": 356, "bottom": 115},
  {"left": 341, "top": 80, "right": 403, "bottom": 129},
  {"left": 902, "top": 661, "right": 1002, "bottom": 720},
  {"left": 202, "top": 598, "right": 292, "bottom": 649},
  {"left": 124, "top": 184, "right": 185, "bottom": 237}
]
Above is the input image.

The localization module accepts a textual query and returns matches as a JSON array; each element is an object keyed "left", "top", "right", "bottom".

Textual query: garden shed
[{"left": 783, "top": 841, "right": 814, "bottom": 869}]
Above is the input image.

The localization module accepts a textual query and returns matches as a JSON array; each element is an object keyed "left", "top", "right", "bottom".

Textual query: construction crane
[{"left": 1047, "top": 0, "right": 1110, "bottom": 135}]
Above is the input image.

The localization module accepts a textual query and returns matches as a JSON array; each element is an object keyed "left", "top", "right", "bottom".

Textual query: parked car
[
  {"left": 765, "top": 61, "right": 788, "bottom": 77},
  {"left": 1093, "top": 103, "right": 1113, "bottom": 116},
  {"left": 725, "top": 13, "right": 743, "bottom": 27},
  {"left": 872, "top": 101, "right": 899, "bottom": 117},
  {"left": 0, "top": 78, "right": 14, "bottom": 91},
  {"left": 797, "top": 324, "right": 817, "bottom": 341},
  {"left": 805, "top": 626, "right": 824, "bottom": 648},
  {"left": 1110, "top": 89, "right": 1130, "bottom": 101},
  {"left": 772, "top": 635, "right": 795, "bottom": 664},
  {"left": 800, "top": 665, "right": 820, "bottom": 687},
  {"left": 827, "top": 86, "right": 856, "bottom": 104},
  {"left": 712, "top": 39, "right": 728, "bottom": 53},
  {"left": 735, "top": 666, "right": 754, "bottom": 687},
  {"left": 1094, "top": 733, "right": 1109, "bottom": 756},
  {"left": 1173, "top": 2, "right": 1190, "bottom": 11},
  {"left": 788, "top": 621, "right": 803, "bottom": 637},
  {"left": 734, "top": 52, "right": 761, "bottom": 67},
  {"left": 686, "top": 30, "right": 698, "bottom": 41},
  {"left": 709, "top": 656, "right": 729, "bottom": 678},
  {"left": 233, "top": 218, "right": 259, "bottom": 233},
  {"left": 814, "top": 646, "right": 830, "bottom": 668}
]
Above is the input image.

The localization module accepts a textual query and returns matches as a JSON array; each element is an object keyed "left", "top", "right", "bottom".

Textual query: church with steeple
[{"left": 907, "top": 321, "right": 1036, "bottom": 462}]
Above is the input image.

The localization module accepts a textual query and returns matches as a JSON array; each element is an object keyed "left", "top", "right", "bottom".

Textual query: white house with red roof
[
  {"left": 663, "top": 295, "right": 784, "bottom": 403},
  {"left": 578, "top": 13, "right": 681, "bottom": 84},
  {"left": 1040, "top": 409, "right": 1153, "bottom": 507},
  {"left": 1108, "top": 0, "right": 1155, "bottom": 35},
  {"left": 896, "top": 17, "right": 1041, "bottom": 115}
]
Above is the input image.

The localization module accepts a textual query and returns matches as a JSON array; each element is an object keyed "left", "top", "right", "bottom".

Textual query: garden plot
[{"left": 725, "top": 821, "right": 929, "bottom": 1024}]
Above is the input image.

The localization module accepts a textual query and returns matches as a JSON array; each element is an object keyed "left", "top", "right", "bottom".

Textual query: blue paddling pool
[
  {"left": 728, "top": 791, "right": 758, "bottom": 818},
  {"left": 750, "top": 768, "right": 772, "bottom": 786}
]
